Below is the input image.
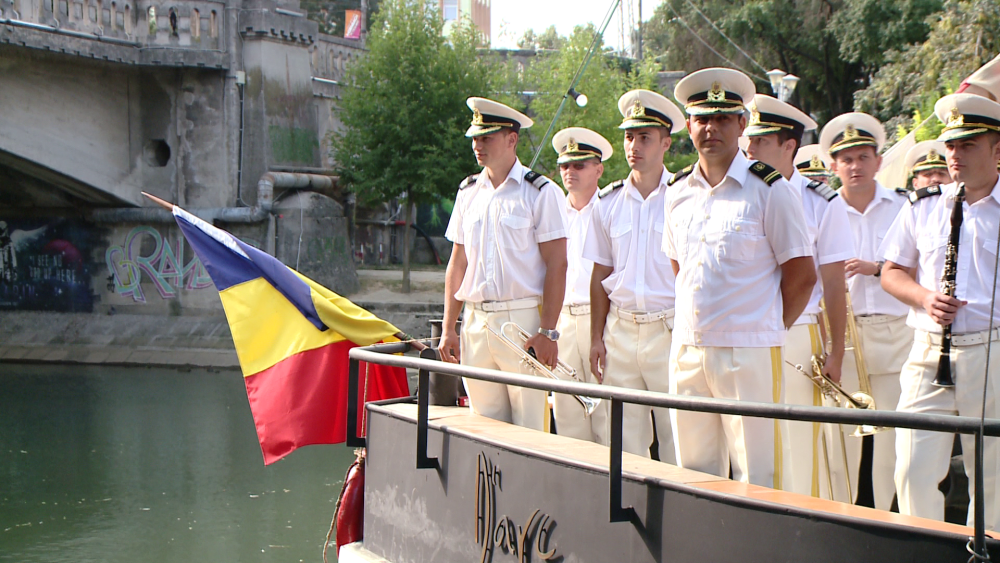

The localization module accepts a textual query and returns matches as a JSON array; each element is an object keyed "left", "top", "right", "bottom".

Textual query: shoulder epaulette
[
  {"left": 806, "top": 180, "right": 838, "bottom": 202},
  {"left": 667, "top": 165, "right": 694, "bottom": 186},
  {"left": 749, "top": 161, "right": 782, "bottom": 186},
  {"left": 459, "top": 174, "right": 478, "bottom": 190},
  {"left": 895, "top": 187, "right": 911, "bottom": 196},
  {"left": 908, "top": 184, "right": 942, "bottom": 204},
  {"left": 523, "top": 170, "right": 551, "bottom": 190},
  {"left": 599, "top": 179, "right": 625, "bottom": 199}
]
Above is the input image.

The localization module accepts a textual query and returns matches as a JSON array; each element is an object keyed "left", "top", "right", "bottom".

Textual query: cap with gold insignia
[
  {"left": 673, "top": 67, "right": 756, "bottom": 116},
  {"left": 552, "top": 127, "right": 613, "bottom": 164},
  {"left": 794, "top": 144, "right": 830, "bottom": 179},
  {"left": 904, "top": 140, "right": 948, "bottom": 174},
  {"left": 934, "top": 93, "right": 1000, "bottom": 143},
  {"left": 617, "top": 89, "right": 686, "bottom": 134},
  {"left": 744, "top": 94, "right": 817, "bottom": 138},
  {"left": 465, "top": 97, "right": 533, "bottom": 138},
  {"left": 819, "top": 112, "right": 885, "bottom": 156}
]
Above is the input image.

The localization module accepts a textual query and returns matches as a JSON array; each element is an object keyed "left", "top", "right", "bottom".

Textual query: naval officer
[
  {"left": 664, "top": 68, "right": 816, "bottom": 487},
  {"left": 439, "top": 97, "right": 568, "bottom": 431},
  {"left": 882, "top": 93, "right": 1000, "bottom": 530},
  {"left": 551, "top": 126, "right": 612, "bottom": 444},
  {"left": 744, "top": 94, "right": 855, "bottom": 500},
  {"left": 585, "top": 89, "right": 686, "bottom": 460},
  {"left": 905, "top": 140, "right": 952, "bottom": 190},
  {"left": 821, "top": 112, "right": 910, "bottom": 509}
]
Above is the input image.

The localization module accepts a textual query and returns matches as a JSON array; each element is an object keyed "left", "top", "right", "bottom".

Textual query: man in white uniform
[
  {"left": 821, "top": 112, "right": 911, "bottom": 509},
  {"left": 744, "top": 94, "right": 855, "bottom": 501},
  {"left": 439, "top": 97, "right": 568, "bottom": 431},
  {"left": 664, "top": 68, "right": 816, "bottom": 488},
  {"left": 551, "top": 127, "right": 612, "bottom": 444},
  {"left": 905, "top": 140, "right": 952, "bottom": 190},
  {"left": 585, "top": 89, "right": 686, "bottom": 460},
  {"left": 882, "top": 93, "right": 1000, "bottom": 530}
]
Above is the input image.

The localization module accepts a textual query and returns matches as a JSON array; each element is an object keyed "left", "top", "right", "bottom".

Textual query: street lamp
[
  {"left": 568, "top": 87, "right": 588, "bottom": 107},
  {"left": 766, "top": 68, "right": 799, "bottom": 103}
]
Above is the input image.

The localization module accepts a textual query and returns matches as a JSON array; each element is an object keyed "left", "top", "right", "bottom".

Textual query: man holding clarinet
[{"left": 881, "top": 92, "right": 1000, "bottom": 531}]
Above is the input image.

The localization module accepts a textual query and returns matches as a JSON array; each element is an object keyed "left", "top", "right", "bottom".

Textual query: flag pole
[{"left": 141, "top": 191, "right": 175, "bottom": 211}]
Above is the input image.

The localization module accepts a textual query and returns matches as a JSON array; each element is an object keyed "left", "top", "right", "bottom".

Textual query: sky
[{"left": 490, "top": 0, "right": 665, "bottom": 52}]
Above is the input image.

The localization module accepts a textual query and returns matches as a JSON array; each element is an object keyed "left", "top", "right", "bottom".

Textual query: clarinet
[{"left": 933, "top": 182, "right": 966, "bottom": 388}]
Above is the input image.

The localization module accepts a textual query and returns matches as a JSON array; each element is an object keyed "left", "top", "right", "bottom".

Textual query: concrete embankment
[{"left": 0, "top": 269, "right": 444, "bottom": 369}]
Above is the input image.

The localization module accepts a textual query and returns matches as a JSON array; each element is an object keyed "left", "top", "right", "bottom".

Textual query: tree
[
  {"left": 504, "top": 25, "right": 689, "bottom": 184},
  {"left": 854, "top": 0, "right": 1000, "bottom": 134},
  {"left": 331, "top": 0, "right": 495, "bottom": 292},
  {"left": 517, "top": 25, "right": 566, "bottom": 50}
]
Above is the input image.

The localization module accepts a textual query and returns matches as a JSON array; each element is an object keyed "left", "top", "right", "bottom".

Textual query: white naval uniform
[
  {"left": 445, "top": 159, "right": 568, "bottom": 430},
  {"left": 780, "top": 171, "right": 855, "bottom": 501},
  {"left": 555, "top": 190, "right": 608, "bottom": 444},
  {"left": 583, "top": 167, "right": 676, "bottom": 460},
  {"left": 663, "top": 153, "right": 812, "bottom": 488},
  {"left": 882, "top": 179, "right": 1000, "bottom": 530},
  {"left": 833, "top": 183, "right": 911, "bottom": 509}
]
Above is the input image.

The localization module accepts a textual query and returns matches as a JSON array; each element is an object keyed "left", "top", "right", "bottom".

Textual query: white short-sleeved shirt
[
  {"left": 790, "top": 170, "right": 855, "bottom": 319},
  {"left": 663, "top": 151, "right": 812, "bottom": 347},
  {"left": 564, "top": 190, "right": 598, "bottom": 306},
  {"left": 845, "top": 183, "right": 909, "bottom": 316},
  {"left": 445, "top": 159, "right": 568, "bottom": 303},
  {"left": 881, "top": 179, "right": 1000, "bottom": 334},
  {"left": 582, "top": 167, "right": 676, "bottom": 312}
]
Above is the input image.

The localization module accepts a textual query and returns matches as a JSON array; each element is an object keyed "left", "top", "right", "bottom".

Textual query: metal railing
[{"left": 347, "top": 340, "right": 1000, "bottom": 559}]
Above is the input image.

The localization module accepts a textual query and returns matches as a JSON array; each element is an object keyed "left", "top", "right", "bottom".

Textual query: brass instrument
[{"left": 486, "top": 322, "right": 600, "bottom": 416}]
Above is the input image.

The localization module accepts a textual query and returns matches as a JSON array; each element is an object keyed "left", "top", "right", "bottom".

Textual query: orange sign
[{"left": 345, "top": 10, "right": 362, "bottom": 39}]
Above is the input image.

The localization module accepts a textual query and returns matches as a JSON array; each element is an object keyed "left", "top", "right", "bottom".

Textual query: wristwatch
[
  {"left": 874, "top": 260, "right": 885, "bottom": 278},
  {"left": 538, "top": 327, "right": 560, "bottom": 341}
]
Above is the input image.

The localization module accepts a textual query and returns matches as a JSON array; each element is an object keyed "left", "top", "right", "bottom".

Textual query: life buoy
[{"left": 331, "top": 448, "right": 366, "bottom": 558}]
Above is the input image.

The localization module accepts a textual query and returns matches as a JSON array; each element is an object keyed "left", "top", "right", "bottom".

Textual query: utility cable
[
  {"left": 683, "top": 0, "right": 769, "bottom": 75},
  {"left": 665, "top": 2, "right": 765, "bottom": 82}
]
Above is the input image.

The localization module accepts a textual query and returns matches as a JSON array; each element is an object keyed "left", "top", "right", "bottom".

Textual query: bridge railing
[{"left": 347, "top": 340, "right": 999, "bottom": 558}]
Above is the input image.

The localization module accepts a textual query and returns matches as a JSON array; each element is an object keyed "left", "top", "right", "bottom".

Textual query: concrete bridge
[{"left": 0, "top": 0, "right": 368, "bottom": 318}]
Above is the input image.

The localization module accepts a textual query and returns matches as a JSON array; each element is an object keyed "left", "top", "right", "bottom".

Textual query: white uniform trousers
[
  {"left": 602, "top": 307, "right": 674, "bottom": 461},
  {"left": 554, "top": 306, "right": 608, "bottom": 444},
  {"left": 780, "top": 322, "right": 831, "bottom": 498},
  {"left": 670, "top": 344, "right": 785, "bottom": 489},
  {"left": 828, "top": 314, "right": 910, "bottom": 510},
  {"left": 460, "top": 303, "right": 548, "bottom": 431},
  {"left": 895, "top": 330, "right": 1000, "bottom": 531}
]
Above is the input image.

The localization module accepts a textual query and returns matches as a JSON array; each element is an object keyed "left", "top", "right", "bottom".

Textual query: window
[
  {"left": 191, "top": 8, "right": 199, "bottom": 38},
  {"left": 442, "top": 0, "right": 457, "bottom": 21}
]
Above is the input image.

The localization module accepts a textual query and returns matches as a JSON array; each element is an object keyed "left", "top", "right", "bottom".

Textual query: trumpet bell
[{"left": 844, "top": 392, "right": 886, "bottom": 437}]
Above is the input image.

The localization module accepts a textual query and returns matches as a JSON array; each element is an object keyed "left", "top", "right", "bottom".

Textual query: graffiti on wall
[
  {"left": 0, "top": 219, "right": 97, "bottom": 312},
  {"left": 105, "top": 226, "right": 215, "bottom": 303}
]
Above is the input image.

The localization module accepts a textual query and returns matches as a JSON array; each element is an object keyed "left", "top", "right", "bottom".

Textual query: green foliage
[
  {"left": 854, "top": 0, "right": 1000, "bottom": 124},
  {"left": 517, "top": 25, "right": 566, "bottom": 50},
  {"left": 641, "top": 0, "right": 943, "bottom": 125},
  {"left": 510, "top": 25, "right": 679, "bottom": 184},
  {"left": 331, "top": 0, "right": 495, "bottom": 207}
]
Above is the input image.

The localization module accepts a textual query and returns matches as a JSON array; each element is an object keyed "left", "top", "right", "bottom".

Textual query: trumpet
[
  {"left": 486, "top": 322, "right": 601, "bottom": 417},
  {"left": 785, "top": 356, "right": 885, "bottom": 437}
]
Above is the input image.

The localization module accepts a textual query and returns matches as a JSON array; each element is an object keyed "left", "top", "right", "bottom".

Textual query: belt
[
  {"left": 793, "top": 313, "right": 819, "bottom": 326},
  {"left": 854, "top": 314, "right": 897, "bottom": 326},
  {"left": 917, "top": 328, "right": 1000, "bottom": 347},
  {"left": 471, "top": 298, "right": 539, "bottom": 312},
  {"left": 611, "top": 305, "right": 675, "bottom": 327},
  {"left": 563, "top": 304, "right": 591, "bottom": 316}
]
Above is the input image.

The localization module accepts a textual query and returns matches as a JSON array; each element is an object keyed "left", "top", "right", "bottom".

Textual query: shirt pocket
[
  {"left": 498, "top": 213, "right": 533, "bottom": 250},
  {"left": 652, "top": 221, "right": 672, "bottom": 265},
  {"left": 463, "top": 213, "right": 483, "bottom": 250},
  {"left": 609, "top": 219, "right": 633, "bottom": 259},
  {"left": 717, "top": 218, "right": 763, "bottom": 261}
]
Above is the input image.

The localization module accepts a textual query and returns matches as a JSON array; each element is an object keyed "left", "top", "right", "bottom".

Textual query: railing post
[
  {"left": 416, "top": 362, "right": 439, "bottom": 469},
  {"left": 972, "top": 429, "right": 988, "bottom": 560},
  {"left": 346, "top": 357, "right": 366, "bottom": 447},
  {"left": 609, "top": 398, "right": 635, "bottom": 523}
]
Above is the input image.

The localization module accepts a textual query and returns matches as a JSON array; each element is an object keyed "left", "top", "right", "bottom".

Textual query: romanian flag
[{"left": 170, "top": 205, "right": 409, "bottom": 464}]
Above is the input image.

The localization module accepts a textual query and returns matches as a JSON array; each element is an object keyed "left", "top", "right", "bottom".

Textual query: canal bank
[{"left": 0, "top": 269, "right": 444, "bottom": 370}]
